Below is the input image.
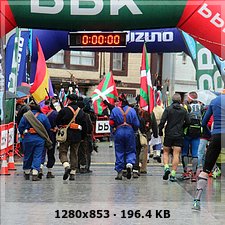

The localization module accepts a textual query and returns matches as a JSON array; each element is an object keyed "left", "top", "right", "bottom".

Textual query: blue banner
[
  {"left": 5, "top": 31, "right": 30, "bottom": 90},
  {"left": 181, "top": 31, "right": 197, "bottom": 67},
  {"left": 29, "top": 28, "right": 187, "bottom": 82},
  {"left": 213, "top": 55, "right": 225, "bottom": 77}
]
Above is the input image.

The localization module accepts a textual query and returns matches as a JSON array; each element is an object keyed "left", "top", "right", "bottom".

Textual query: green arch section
[{"left": 8, "top": 0, "right": 187, "bottom": 31}]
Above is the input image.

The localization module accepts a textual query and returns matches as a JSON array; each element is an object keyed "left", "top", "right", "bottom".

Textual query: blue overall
[
  {"left": 110, "top": 106, "right": 140, "bottom": 172},
  {"left": 18, "top": 110, "right": 51, "bottom": 172}
]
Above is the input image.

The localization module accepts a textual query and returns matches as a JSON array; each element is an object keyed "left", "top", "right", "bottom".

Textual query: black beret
[{"left": 67, "top": 94, "right": 78, "bottom": 101}]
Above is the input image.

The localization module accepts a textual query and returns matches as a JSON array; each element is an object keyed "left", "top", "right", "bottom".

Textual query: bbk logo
[
  {"left": 31, "top": 0, "right": 142, "bottom": 15},
  {"left": 126, "top": 31, "right": 174, "bottom": 43},
  {"left": 198, "top": 3, "right": 225, "bottom": 33}
]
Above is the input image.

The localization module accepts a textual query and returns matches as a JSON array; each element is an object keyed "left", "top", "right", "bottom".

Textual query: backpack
[{"left": 187, "top": 102, "right": 202, "bottom": 138}]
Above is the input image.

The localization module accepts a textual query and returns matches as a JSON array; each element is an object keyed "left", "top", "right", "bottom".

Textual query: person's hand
[{"left": 102, "top": 95, "right": 107, "bottom": 101}]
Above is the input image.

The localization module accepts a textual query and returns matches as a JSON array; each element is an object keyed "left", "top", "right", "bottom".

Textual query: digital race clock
[{"left": 68, "top": 32, "right": 127, "bottom": 48}]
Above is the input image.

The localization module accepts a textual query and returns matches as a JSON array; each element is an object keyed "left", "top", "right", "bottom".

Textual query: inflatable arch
[
  {"left": 5, "top": 28, "right": 188, "bottom": 86},
  {"left": 1, "top": 0, "right": 225, "bottom": 59}
]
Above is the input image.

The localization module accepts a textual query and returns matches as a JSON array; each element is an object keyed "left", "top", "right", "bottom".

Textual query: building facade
[{"left": 47, "top": 50, "right": 197, "bottom": 102}]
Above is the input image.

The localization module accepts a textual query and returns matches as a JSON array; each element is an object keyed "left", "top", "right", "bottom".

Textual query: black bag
[{"left": 187, "top": 116, "right": 202, "bottom": 138}]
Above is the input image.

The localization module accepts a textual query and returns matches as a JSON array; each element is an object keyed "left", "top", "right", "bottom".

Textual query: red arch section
[
  {"left": 178, "top": 0, "right": 225, "bottom": 59},
  {"left": 0, "top": 0, "right": 17, "bottom": 37}
]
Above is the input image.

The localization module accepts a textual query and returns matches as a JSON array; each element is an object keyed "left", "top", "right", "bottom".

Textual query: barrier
[{"left": 0, "top": 124, "right": 8, "bottom": 156}]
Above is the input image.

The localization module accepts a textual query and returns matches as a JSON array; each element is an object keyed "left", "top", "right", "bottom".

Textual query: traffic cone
[
  {"left": 0, "top": 154, "right": 10, "bottom": 175},
  {"left": 8, "top": 151, "right": 16, "bottom": 170}
]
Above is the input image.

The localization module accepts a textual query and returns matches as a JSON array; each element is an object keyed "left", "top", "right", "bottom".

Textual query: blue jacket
[
  {"left": 18, "top": 110, "right": 51, "bottom": 137},
  {"left": 202, "top": 94, "right": 225, "bottom": 135}
]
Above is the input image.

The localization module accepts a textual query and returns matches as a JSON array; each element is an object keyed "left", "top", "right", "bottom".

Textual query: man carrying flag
[
  {"left": 91, "top": 71, "right": 118, "bottom": 115},
  {"left": 139, "top": 43, "right": 154, "bottom": 114},
  {"left": 137, "top": 43, "right": 159, "bottom": 173}
]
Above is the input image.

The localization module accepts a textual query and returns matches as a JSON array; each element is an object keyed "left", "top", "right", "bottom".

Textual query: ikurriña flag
[
  {"left": 91, "top": 71, "right": 118, "bottom": 115},
  {"left": 30, "top": 38, "right": 51, "bottom": 103},
  {"left": 139, "top": 43, "right": 154, "bottom": 113}
]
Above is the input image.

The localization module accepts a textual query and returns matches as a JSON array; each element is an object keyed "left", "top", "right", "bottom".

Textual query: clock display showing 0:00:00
[{"left": 82, "top": 34, "right": 121, "bottom": 45}]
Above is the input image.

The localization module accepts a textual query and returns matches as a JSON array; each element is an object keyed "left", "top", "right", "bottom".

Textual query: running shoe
[
  {"left": 169, "top": 176, "right": 177, "bottom": 182},
  {"left": 180, "top": 172, "right": 190, "bottom": 180},
  {"left": 192, "top": 199, "right": 200, "bottom": 210},
  {"left": 208, "top": 171, "right": 213, "bottom": 177},
  {"left": 163, "top": 168, "right": 170, "bottom": 180},
  {"left": 212, "top": 167, "right": 221, "bottom": 179}
]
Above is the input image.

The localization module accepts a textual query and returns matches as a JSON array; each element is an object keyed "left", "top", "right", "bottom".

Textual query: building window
[
  {"left": 112, "top": 53, "right": 123, "bottom": 71},
  {"left": 47, "top": 50, "right": 64, "bottom": 64},
  {"left": 70, "top": 51, "right": 95, "bottom": 66},
  {"left": 69, "top": 51, "right": 99, "bottom": 71},
  {"left": 47, "top": 50, "right": 99, "bottom": 71},
  {"left": 110, "top": 53, "right": 128, "bottom": 76}
]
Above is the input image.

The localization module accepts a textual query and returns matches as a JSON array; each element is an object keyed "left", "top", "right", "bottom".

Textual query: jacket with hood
[{"left": 158, "top": 101, "right": 190, "bottom": 138}]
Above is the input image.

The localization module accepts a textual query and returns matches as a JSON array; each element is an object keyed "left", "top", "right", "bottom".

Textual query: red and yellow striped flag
[{"left": 30, "top": 38, "right": 49, "bottom": 103}]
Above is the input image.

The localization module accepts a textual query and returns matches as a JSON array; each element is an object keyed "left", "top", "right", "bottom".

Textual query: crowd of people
[{"left": 15, "top": 89, "right": 225, "bottom": 211}]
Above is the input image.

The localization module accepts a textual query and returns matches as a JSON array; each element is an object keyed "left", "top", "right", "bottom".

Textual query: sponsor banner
[
  {"left": 182, "top": 31, "right": 225, "bottom": 90},
  {"left": 8, "top": 0, "right": 184, "bottom": 32},
  {"left": 95, "top": 120, "right": 110, "bottom": 134},
  {"left": 29, "top": 28, "right": 187, "bottom": 82},
  {"left": 178, "top": 0, "right": 225, "bottom": 59},
  {"left": 0, "top": 0, "right": 17, "bottom": 37},
  {"left": 181, "top": 31, "right": 197, "bottom": 66},
  {"left": 5, "top": 31, "right": 30, "bottom": 90},
  {"left": 196, "top": 42, "right": 223, "bottom": 92},
  {"left": 213, "top": 55, "right": 225, "bottom": 77}
]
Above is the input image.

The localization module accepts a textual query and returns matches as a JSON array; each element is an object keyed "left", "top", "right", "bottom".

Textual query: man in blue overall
[
  {"left": 109, "top": 94, "right": 140, "bottom": 180},
  {"left": 18, "top": 99, "right": 51, "bottom": 181}
]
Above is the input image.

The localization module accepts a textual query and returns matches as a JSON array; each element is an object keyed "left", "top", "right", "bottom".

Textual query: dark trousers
[
  {"left": 59, "top": 141, "right": 80, "bottom": 170},
  {"left": 78, "top": 136, "right": 93, "bottom": 170},
  {"left": 78, "top": 138, "right": 88, "bottom": 168},
  {"left": 41, "top": 140, "right": 56, "bottom": 168},
  {"left": 203, "top": 133, "right": 225, "bottom": 173}
]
